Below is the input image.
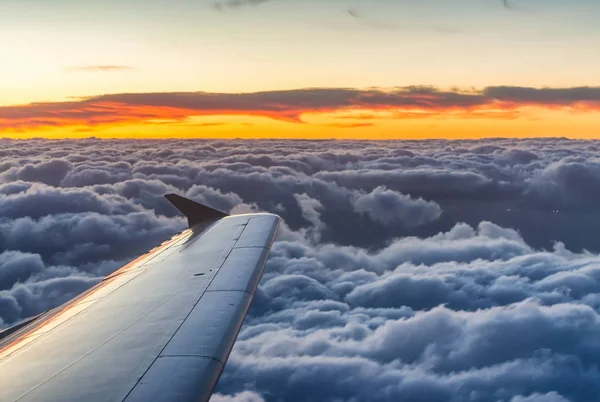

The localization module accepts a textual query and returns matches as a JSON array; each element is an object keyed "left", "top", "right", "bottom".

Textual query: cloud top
[{"left": 1, "top": 138, "right": 600, "bottom": 401}]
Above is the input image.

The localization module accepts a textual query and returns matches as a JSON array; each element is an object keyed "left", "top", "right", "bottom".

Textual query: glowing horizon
[
  {"left": 2, "top": 0, "right": 600, "bottom": 139},
  {"left": 1, "top": 85, "right": 599, "bottom": 140}
]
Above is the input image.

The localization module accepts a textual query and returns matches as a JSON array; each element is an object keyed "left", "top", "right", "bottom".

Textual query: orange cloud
[
  {"left": 66, "top": 65, "right": 135, "bottom": 72},
  {"left": 1, "top": 86, "right": 599, "bottom": 132}
]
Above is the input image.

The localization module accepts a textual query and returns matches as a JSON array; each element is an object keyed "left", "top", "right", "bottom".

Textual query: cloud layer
[
  {"left": 2, "top": 138, "right": 600, "bottom": 401},
  {"left": 1, "top": 86, "right": 600, "bottom": 130}
]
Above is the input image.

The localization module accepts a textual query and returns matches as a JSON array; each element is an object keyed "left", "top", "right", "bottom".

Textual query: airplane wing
[{"left": 0, "top": 194, "right": 280, "bottom": 402}]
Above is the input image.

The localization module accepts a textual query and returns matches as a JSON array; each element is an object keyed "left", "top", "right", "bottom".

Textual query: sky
[{"left": 1, "top": 0, "right": 600, "bottom": 138}]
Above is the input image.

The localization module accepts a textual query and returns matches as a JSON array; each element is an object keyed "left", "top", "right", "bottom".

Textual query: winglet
[{"left": 165, "top": 194, "right": 228, "bottom": 228}]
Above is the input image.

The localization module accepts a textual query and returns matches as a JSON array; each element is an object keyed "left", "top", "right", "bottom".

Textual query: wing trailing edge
[{"left": 165, "top": 193, "right": 228, "bottom": 228}]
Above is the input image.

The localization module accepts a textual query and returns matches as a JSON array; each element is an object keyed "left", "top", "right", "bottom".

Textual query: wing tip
[{"left": 165, "top": 193, "right": 228, "bottom": 228}]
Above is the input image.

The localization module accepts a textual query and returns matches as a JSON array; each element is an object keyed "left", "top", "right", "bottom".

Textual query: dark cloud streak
[
  {"left": 2, "top": 86, "right": 600, "bottom": 130},
  {"left": 212, "top": 0, "right": 272, "bottom": 11},
  {"left": 346, "top": 7, "right": 461, "bottom": 34}
]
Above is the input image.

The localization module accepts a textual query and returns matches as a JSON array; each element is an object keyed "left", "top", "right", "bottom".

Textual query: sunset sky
[{"left": 2, "top": 0, "right": 600, "bottom": 139}]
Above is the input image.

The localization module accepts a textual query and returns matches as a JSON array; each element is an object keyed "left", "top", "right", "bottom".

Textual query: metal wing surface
[{"left": 0, "top": 195, "right": 280, "bottom": 402}]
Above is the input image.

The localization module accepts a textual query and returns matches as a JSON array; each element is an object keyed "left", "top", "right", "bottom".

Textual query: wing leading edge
[{"left": 0, "top": 195, "right": 280, "bottom": 402}]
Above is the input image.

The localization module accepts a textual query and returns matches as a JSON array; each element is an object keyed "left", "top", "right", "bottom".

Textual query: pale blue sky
[{"left": 1, "top": 0, "right": 599, "bottom": 104}]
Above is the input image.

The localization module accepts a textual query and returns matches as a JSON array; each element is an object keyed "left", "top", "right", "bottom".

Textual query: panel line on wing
[
  {"left": 119, "top": 218, "right": 250, "bottom": 401},
  {"left": 0, "top": 300, "right": 100, "bottom": 362},
  {"left": 159, "top": 354, "right": 225, "bottom": 360},
  {"left": 103, "top": 230, "right": 192, "bottom": 281},
  {"left": 204, "top": 290, "right": 252, "bottom": 294},
  {"left": 176, "top": 222, "right": 222, "bottom": 253},
  {"left": 13, "top": 291, "right": 182, "bottom": 402}
]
